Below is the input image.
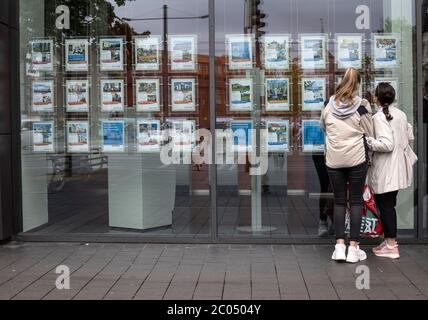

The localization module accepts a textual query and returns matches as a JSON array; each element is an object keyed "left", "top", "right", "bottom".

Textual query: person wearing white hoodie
[
  {"left": 367, "top": 83, "right": 416, "bottom": 260},
  {"left": 320, "top": 68, "right": 374, "bottom": 263}
]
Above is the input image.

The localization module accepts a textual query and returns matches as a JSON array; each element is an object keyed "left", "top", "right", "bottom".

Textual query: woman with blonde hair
[{"left": 320, "top": 67, "right": 374, "bottom": 263}]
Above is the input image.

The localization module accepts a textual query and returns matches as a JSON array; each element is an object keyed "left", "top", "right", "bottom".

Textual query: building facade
[{"left": 0, "top": 0, "right": 427, "bottom": 243}]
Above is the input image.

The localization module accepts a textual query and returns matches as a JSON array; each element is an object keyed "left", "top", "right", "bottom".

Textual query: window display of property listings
[{"left": 23, "top": 31, "right": 405, "bottom": 155}]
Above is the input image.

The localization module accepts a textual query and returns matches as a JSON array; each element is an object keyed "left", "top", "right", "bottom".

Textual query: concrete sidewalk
[{"left": 0, "top": 242, "right": 427, "bottom": 300}]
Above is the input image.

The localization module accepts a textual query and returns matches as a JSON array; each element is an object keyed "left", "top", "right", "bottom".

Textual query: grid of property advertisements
[
  {"left": 26, "top": 33, "right": 399, "bottom": 154},
  {"left": 27, "top": 35, "right": 200, "bottom": 154},
  {"left": 221, "top": 33, "right": 400, "bottom": 154}
]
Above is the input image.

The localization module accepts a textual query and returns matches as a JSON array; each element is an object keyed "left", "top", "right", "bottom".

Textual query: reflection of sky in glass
[
  {"left": 106, "top": 0, "right": 414, "bottom": 58},
  {"left": 108, "top": 0, "right": 209, "bottom": 54},
  {"left": 20, "top": 0, "right": 415, "bottom": 63}
]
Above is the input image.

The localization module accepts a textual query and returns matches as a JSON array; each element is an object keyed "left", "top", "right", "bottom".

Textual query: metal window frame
[
  {"left": 416, "top": 0, "right": 426, "bottom": 240},
  {"left": 6, "top": 0, "right": 22, "bottom": 238},
  {"left": 209, "top": 0, "right": 218, "bottom": 242}
]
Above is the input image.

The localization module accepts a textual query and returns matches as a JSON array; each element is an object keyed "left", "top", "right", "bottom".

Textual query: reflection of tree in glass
[
  {"left": 23, "top": 0, "right": 137, "bottom": 39},
  {"left": 22, "top": 0, "right": 138, "bottom": 81}
]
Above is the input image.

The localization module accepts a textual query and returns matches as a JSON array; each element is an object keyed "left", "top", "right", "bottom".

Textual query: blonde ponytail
[{"left": 335, "top": 68, "right": 361, "bottom": 104}]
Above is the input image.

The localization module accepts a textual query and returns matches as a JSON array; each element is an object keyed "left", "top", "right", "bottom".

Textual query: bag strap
[{"left": 357, "top": 104, "right": 369, "bottom": 116}]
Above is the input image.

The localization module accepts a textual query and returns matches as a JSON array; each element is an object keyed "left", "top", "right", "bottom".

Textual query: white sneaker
[
  {"left": 332, "top": 244, "right": 347, "bottom": 261},
  {"left": 346, "top": 246, "right": 367, "bottom": 263}
]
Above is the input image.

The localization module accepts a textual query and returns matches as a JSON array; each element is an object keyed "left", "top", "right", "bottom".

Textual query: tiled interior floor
[{"left": 33, "top": 193, "right": 325, "bottom": 238}]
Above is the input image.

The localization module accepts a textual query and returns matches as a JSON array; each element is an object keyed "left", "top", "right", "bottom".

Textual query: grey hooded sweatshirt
[{"left": 320, "top": 96, "right": 374, "bottom": 169}]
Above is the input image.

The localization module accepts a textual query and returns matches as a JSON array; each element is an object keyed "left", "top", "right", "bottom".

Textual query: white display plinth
[
  {"left": 265, "top": 155, "right": 288, "bottom": 188},
  {"left": 108, "top": 154, "right": 176, "bottom": 230},
  {"left": 22, "top": 154, "right": 48, "bottom": 232}
]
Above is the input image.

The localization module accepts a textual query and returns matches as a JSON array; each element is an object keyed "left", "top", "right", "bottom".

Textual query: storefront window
[{"left": 18, "top": 0, "right": 419, "bottom": 241}]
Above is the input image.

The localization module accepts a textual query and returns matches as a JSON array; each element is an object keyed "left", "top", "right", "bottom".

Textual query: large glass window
[{"left": 18, "top": 0, "right": 419, "bottom": 241}]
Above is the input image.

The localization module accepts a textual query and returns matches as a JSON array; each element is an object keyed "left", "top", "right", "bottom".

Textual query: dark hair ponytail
[
  {"left": 375, "top": 83, "right": 395, "bottom": 122},
  {"left": 382, "top": 104, "right": 393, "bottom": 122}
]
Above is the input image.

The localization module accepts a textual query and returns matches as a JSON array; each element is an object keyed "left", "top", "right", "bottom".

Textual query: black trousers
[
  {"left": 374, "top": 191, "right": 399, "bottom": 239},
  {"left": 327, "top": 162, "right": 368, "bottom": 242}
]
